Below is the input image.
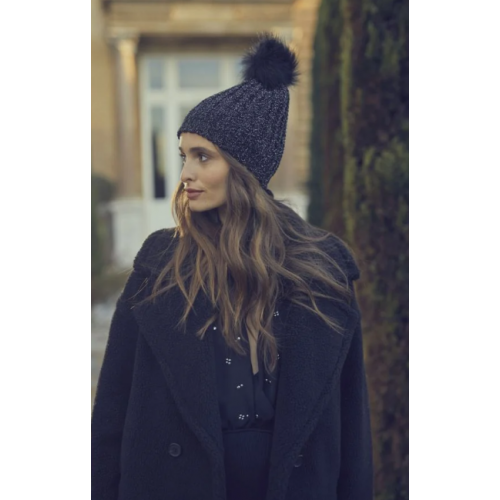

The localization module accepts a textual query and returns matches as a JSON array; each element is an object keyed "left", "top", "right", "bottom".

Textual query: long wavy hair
[{"left": 141, "top": 146, "right": 357, "bottom": 375}]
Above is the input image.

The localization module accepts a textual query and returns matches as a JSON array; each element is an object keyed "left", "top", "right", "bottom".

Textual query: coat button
[
  {"left": 168, "top": 443, "right": 182, "bottom": 457},
  {"left": 293, "top": 454, "right": 303, "bottom": 467}
]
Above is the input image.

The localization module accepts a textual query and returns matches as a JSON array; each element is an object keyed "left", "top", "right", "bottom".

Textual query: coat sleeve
[
  {"left": 337, "top": 283, "right": 374, "bottom": 500},
  {"left": 91, "top": 231, "right": 162, "bottom": 500}
]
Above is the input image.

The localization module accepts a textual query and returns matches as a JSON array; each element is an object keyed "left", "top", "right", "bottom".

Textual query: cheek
[{"left": 205, "top": 170, "right": 228, "bottom": 191}]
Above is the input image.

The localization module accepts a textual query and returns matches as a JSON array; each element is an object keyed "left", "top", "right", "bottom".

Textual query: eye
[{"left": 179, "top": 153, "right": 208, "bottom": 163}]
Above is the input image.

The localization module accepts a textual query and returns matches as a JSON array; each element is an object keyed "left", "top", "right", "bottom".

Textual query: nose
[{"left": 180, "top": 162, "right": 196, "bottom": 186}]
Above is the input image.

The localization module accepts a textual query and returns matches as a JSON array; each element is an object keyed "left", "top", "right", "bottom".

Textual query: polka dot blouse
[{"left": 211, "top": 310, "right": 281, "bottom": 431}]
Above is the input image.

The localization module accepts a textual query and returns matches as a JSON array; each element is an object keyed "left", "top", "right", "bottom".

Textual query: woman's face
[{"left": 179, "top": 133, "right": 230, "bottom": 215}]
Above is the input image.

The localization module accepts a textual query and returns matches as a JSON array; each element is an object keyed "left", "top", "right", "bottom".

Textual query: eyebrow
[{"left": 178, "top": 146, "right": 216, "bottom": 155}]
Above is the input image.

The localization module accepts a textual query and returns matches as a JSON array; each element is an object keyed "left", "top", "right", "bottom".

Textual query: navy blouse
[{"left": 210, "top": 310, "right": 281, "bottom": 431}]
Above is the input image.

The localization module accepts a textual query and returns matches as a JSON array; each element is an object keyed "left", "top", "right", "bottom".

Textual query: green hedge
[
  {"left": 91, "top": 174, "right": 122, "bottom": 304},
  {"left": 308, "top": 1, "right": 409, "bottom": 498},
  {"left": 91, "top": 174, "right": 114, "bottom": 278}
]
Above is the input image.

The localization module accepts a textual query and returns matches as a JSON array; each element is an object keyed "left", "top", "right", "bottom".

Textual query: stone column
[
  {"left": 106, "top": 30, "right": 146, "bottom": 269},
  {"left": 109, "top": 31, "right": 141, "bottom": 198}
]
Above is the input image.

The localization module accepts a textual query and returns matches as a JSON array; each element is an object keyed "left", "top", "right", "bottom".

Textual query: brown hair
[{"left": 141, "top": 146, "right": 355, "bottom": 375}]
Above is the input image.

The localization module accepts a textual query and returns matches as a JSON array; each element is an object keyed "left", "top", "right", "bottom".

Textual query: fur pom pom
[{"left": 241, "top": 32, "right": 300, "bottom": 90}]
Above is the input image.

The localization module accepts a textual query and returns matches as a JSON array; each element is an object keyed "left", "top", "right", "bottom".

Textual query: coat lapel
[
  {"left": 266, "top": 296, "right": 360, "bottom": 500},
  {"left": 133, "top": 261, "right": 360, "bottom": 500},
  {"left": 132, "top": 281, "right": 226, "bottom": 475}
]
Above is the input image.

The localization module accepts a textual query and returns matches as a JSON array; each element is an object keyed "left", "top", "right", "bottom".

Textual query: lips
[{"left": 186, "top": 189, "right": 203, "bottom": 199}]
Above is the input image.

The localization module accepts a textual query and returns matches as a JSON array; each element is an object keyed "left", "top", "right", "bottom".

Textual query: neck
[
  {"left": 218, "top": 206, "right": 226, "bottom": 224},
  {"left": 207, "top": 209, "right": 223, "bottom": 226}
]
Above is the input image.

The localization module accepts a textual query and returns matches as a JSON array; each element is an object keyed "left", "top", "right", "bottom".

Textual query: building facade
[{"left": 92, "top": 0, "right": 320, "bottom": 268}]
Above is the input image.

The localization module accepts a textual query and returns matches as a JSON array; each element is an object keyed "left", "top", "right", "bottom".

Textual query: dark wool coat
[{"left": 91, "top": 228, "right": 373, "bottom": 500}]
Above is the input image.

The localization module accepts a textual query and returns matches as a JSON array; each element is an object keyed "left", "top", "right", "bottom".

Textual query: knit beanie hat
[{"left": 177, "top": 32, "right": 300, "bottom": 195}]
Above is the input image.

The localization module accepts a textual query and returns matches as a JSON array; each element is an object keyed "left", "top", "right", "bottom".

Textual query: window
[
  {"left": 150, "top": 106, "right": 166, "bottom": 199},
  {"left": 178, "top": 59, "right": 221, "bottom": 88},
  {"left": 147, "top": 58, "right": 165, "bottom": 90},
  {"left": 140, "top": 53, "right": 243, "bottom": 206}
]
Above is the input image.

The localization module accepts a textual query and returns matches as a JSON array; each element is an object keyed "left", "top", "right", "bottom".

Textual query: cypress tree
[{"left": 308, "top": 1, "right": 409, "bottom": 498}]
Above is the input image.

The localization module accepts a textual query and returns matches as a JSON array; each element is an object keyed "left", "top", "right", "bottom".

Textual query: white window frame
[{"left": 139, "top": 52, "right": 243, "bottom": 206}]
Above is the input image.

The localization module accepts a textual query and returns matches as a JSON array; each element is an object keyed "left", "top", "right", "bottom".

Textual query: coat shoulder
[
  {"left": 318, "top": 232, "right": 361, "bottom": 281},
  {"left": 133, "top": 227, "right": 178, "bottom": 274}
]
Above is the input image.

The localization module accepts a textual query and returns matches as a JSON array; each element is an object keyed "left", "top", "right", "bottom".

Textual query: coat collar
[{"left": 132, "top": 232, "right": 360, "bottom": 499}]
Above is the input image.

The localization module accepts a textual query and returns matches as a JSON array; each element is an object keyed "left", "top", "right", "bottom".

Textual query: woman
[{"left": 92, "top": 32, "right": 373, "bottom": 500}]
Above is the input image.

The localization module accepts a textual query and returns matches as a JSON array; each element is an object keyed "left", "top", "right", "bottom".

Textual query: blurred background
[{"left": 91, "top": 0, "right": 408, "bottom": 498}]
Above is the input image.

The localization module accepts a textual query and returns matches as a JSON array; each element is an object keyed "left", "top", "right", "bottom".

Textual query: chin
[
  {"left": 189, "top": 203, "right": 214, "bottom": 213},
  {"left": 189, "top": 200, "right": 223, "bottom": 211}
]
